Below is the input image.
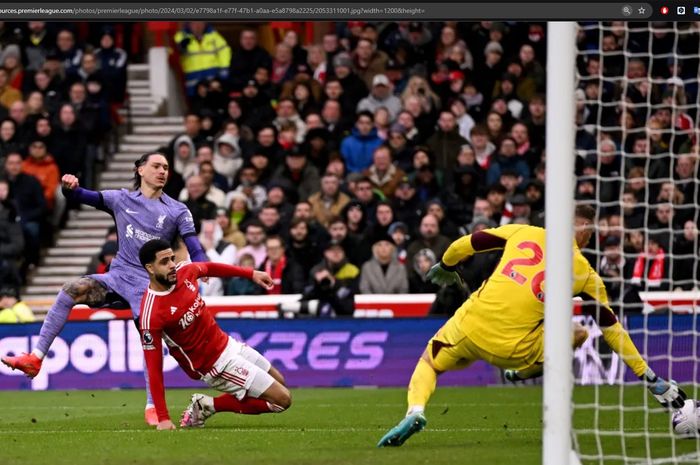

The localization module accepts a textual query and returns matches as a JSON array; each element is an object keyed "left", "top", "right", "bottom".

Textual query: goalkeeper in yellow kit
[{"left": 378, "top": 205, "right": 686, "bottom": 447}]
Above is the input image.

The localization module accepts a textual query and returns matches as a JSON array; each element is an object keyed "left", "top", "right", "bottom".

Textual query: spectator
[
  {"left": 352, "top": 37, "right": 388, "bottom": 89},
  {"left": 270, "top": 42, "right": 296, "bottom": 86},
  {"left": 599, "top": 235, "right": 625, "bottom": 303},
  {"left": 225, "top": 253, "right": 261, "bottom": 295},
  {"left": 391, "top": 176, "right": 421, "bottom": 229},
  {"left": 272, "top": 98, "right": 307, "bottom": 144},
  {"left": 258, "top": 203, "right": 284, "bottom": 236},
  {"left": 286, "top": 217, "right": 322, "bottom": 278},
  {"left": 213, "top": 131, "right": 243, "bottom": 186},
  {"left": 271, "top": 149, "right": 320, "bottom": 203},
  {"left": 486, "top": 137, "right": 530, "bottom": 188},
  {"left": 261, "top": 235, "right": 305, "bottom": 294},
  {"left": 451, "top": 96, "right": 475, "bottom": 142},
  {"left": 2, "top": 45, "right": 23, "bottom": 92},
  {"left": 51, "top": 103, "right": 87, "bottom": 178},
  {"left": 673, "top": 220, "right": 698, "bottom": 290},
  {"left": 409, "top": 248, "right": 441, "bottom": 293},
  {"left": 228, "top": 29, "right": 272, "bottom": 91},
  {"left": 55, "top": 29, "right": 83, "bottom": 75},
  {"left": 199, "top": 219, "right": 237, "bottom": 265},
  {"left": 174, "top": 22, "right": 231, "bottom": 96},
  {"left": 359, "top": 234, "right": 409, "bottom": 294},
  {"left": 470, "top": 124, "right": 496, "bottom": 169},
  {"left": 0, "top": 285, "right": 34, "bottom": 323},
  {"left": 86, "top": 240, "right": 118, "bottom": 275},
  {"left": 332, "top": 52, "right": 369, "bottom": 105},
  {"left": 0, "top": 68, "right": 21, "bottom": 110},
  {"left": 94, "top": 27, "right": 128, "bottom": 103},
  {"left": 3, "top": 153, "right": 44, "bottom": 273},
  {"left": 172, "top": 134, "right": 198, "bottom": 181},
  {"left": 180, "top": 160, "right": 225, "bottom": 208},
  {"left": 22, "top": 22, "right": 53, "bottom": 73},
  {"left": 356, "top": 74, "right": 402, "bottom": 120},
  {"left": 183, "top": 174, "right": 217, "bottom": 231},
  {"left": 0, "top": 177, "right": 24, "bottom": 268},
  {"left": 298, "top": 240, "right": 359, "bottom": 317},
  {"left": 424, "top": 199, "right": 459, "bottom": 238},
  {"left": 215, "top": 206, "right": 245, "bottom": 249},
  {"left": 630, "top": 232, "right": 671, "bottom": 291},
  {"left": 363, "top": 145, "right": 406, "bottom": 198},
  {"left": 426, "top": 110, "right": 469, "bottom": 178},
  {"left": 308, "top": 173, "right": 351, "bottom": 228},
  {"left": 327, "top": 216, "right": 359, "bottom": 259},
  {"left": 405, "top": 213, "right": 451, "bottom": 281},
  {"left": 21, "top": 139, "right": 59, "bottom": 212},
  {"left": 341, "top": 111, "right": 383, "bottom": 173},
  {"left": 236, "top": 220, "right": 267, "bottom": 267},
  {"left": 0, "top": 118, "right": 20, "bottom": 159}
]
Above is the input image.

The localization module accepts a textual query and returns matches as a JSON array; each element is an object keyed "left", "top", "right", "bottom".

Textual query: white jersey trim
[{"left": 147, "top": 285, "right": 175, "bottom": 296}]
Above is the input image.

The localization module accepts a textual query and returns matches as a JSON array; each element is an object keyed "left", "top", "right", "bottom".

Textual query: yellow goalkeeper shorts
[{"left": 426, "top": 314, "right": 545, "bottom": 373}]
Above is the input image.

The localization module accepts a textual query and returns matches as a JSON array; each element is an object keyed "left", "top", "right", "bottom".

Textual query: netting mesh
[{"left": 572, "top": 22, "right": 700, "bottom": 464}]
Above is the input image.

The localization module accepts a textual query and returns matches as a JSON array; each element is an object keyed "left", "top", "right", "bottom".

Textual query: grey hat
[
  {"left": 468, "top": 216, "right": 496, "bottom": 233},
  {"left": 333, "top": 53, "right": 353, "bottom": 70},
  {"left": 510, "top": 194, "right": 529, "bottom": 206},
  {"left": 484, "top": 41, "right": 504, "bottom": 56}
]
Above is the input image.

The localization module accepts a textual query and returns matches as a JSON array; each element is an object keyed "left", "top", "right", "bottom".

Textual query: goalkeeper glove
[
  {"left": 427, "top": 262, "right": 464, "bottom": 288},
  {"left": 642, "top": 368, "right": 687, "bottom": 409}
]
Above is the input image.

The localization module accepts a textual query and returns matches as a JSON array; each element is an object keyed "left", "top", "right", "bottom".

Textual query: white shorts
[{"left": 201, "top": 337, "right": 274, "bottom": 400}]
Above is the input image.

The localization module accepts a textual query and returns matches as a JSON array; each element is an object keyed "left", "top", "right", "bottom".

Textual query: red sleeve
[
  {"left": 192, "top": 262, "right": 254, "bottom": 280},
  {"left": 141, "top": 327, "right": 170, "bottom": 422}
]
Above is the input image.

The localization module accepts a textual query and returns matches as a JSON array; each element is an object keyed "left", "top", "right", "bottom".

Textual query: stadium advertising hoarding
[
  {"left": 1, "top": 315, "right": 695, "bottom": 391},
  {"left": 0, "top": 318, "right": 499, "bottom": 390}
]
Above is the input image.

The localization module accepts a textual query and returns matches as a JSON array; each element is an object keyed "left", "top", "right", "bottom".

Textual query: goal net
[{"left": 571, "top": 21, "right": 700, "bottom": 464}]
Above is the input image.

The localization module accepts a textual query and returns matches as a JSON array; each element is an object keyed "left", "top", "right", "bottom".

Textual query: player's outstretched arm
[
  {"left": 577, "top": 265, "right": 686, "bottom": 409},
  {"left": 61, "top": 174, "right": 101, "bottom": 208},
  {"left": 192, "top": 262, "right": 274, "bottom": 290}
]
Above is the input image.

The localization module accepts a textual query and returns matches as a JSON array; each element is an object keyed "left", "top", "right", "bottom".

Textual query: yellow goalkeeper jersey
[{"left": 442, "top": 224, "right": 611, "bottom": 360}]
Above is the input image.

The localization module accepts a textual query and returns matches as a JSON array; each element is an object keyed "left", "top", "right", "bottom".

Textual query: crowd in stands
[
  {"left": 0, "top": 21, "right": 127, "bottom": 296},
  {"left": 2, "top": 20, "right": 700, "bottom": 316},
  {"left": 160, "top": 21, "right": 700, "bottom": 313}
]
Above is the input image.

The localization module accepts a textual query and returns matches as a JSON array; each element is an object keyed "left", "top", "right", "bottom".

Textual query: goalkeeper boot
[
  {"left": 504, "top": 369, "right": 524, "bottom": 383},
  {"left": 180, "top": 393, "right": 214, "bottom": 428},
  {"left": 377, "top": 412, "right": 427, "bottom": 447},
  {"left": 1, "top": 352, "right": 42, "bottom": 378}
]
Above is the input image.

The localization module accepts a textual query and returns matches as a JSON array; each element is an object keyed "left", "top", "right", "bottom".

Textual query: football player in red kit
[{"left": 137, "top": 239, "right": 292, "bottom": 430}]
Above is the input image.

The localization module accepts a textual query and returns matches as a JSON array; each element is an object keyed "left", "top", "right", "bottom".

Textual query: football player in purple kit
[{"left": 2, "top": 152, "right": 208, "bottom": 426}]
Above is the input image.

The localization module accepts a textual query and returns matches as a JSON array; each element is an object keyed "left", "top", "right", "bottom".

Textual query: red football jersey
[{"left": 139, "top": 262, "right": 254, "bottom": 421}]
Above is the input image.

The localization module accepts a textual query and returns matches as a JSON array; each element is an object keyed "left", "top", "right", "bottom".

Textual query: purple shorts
[{"left": 87, "top": 264, "right": 150, "bottom": 318}]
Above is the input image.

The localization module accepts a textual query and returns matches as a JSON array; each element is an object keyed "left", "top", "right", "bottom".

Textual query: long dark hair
[{"left": 132, "top": 152, "right": 165, "bottom": 190}]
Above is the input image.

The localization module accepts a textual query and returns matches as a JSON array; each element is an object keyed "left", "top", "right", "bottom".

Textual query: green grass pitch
[{"left": 0, "top": 386, "right": 697, "bottom": 465}]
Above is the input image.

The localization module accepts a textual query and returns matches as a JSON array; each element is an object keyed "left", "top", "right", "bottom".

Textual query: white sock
[
  {"left": 31, "top": 349, "right": 45, "bottom": 359},
  {"left": 406, "top": 405, "right": 425, "bottom": 416}
]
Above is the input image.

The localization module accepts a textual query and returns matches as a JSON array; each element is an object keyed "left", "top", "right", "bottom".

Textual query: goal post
[{"left": 543, "top": 21, "right": 577, "bottom": 465}]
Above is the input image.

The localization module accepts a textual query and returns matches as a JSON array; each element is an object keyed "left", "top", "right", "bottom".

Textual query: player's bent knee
[{"left": 261, "top": 381, "right": 292, "bottom": 411}]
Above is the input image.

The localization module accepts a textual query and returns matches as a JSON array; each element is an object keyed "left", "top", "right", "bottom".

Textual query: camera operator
[{"left": 279, "top": 240, "right": 359, "bottom": 318}]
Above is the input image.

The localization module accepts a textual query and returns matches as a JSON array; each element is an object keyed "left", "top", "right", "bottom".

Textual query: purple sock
[{"left": 35, "top": 291, "right": 75, "bottom": 356}]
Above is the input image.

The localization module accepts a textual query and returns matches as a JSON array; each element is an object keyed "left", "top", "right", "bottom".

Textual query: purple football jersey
[{"left": 89, "top": 189, "right": 196, "bottom": 315}]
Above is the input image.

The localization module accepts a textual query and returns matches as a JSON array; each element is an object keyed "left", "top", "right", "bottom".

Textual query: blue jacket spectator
[
  {"left": 486, "top": 137, "right": 531, "bottom": 187},
  {"left": 340, "top": 112, "right": 383, "bottom": 173}
]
